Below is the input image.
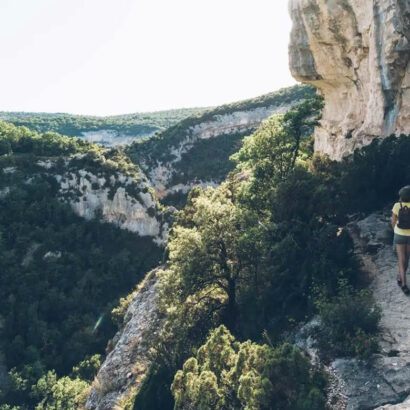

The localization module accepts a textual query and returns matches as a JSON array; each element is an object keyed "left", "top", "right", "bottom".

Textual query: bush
[
  {"left": 311, "top": 134, "right": 410, "bottom": 215},
  {"left": 171, "top": 325, "right": 327, "bottom": 410},
  {"left": 314, "top": 280, "right": 381, "bottom": 360}
]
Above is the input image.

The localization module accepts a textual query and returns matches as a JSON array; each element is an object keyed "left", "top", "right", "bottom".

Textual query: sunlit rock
[{"left": 289, "top": 0, "right": 410, "bottom": 159}]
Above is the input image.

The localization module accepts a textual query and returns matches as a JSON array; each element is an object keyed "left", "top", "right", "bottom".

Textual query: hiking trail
[{"left": 331, "top": 212, "right": 410, "bottom": 409}]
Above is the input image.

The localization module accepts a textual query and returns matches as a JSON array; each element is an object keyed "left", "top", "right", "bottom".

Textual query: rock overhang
[{"left": 289, "top": 0, "right": 410, "bottom": 160}]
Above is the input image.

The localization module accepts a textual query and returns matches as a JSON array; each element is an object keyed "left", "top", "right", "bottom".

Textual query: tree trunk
[{"left": 227, "top": 277, "right": 237, "bottom": 331}]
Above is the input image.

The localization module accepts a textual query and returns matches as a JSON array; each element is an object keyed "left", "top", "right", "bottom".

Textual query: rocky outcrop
[
  {"left": 86, "top": 268, "right": 164, "bottom": 410},
  {"left": 36, "top": 158, "right": 168, "bottom": 244},
  {"left": 295, "top": 212, "right": 410, "bottom": 409},
  {"left": 58, "top": 170, "right": 165, "bottom": 242},
  {"left": 375, "top": 396, "right": 410, "bottom": 409},
  {"left": 81, "top": 130, "right": 156, "bottom": 147},
  {"left": 289, "top": 0, "right": 410, "bottom": 160}
]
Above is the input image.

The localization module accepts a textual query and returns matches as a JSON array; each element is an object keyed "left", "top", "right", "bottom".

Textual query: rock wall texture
[
  {"left": 81, "top": 129, "right": 156, "bottom": 147},
  {"left": 289, "top": 0, "right": 410, "bottom": 160},
  {"left": 36, "top": 159, "right": 168, "bottom": 245},
  {"left": 86, "top": 268, "right": 164, "bottom": 410},
  {"left": 58, "top": 170, "right": 165, "bottom": 243}
]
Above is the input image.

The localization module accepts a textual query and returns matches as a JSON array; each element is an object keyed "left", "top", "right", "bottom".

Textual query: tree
[
  {"left": 163, "top": 182, "right": 263, "bottom": 332},
  {"left": 171, "top": 325, "right": 326, "bottom": 410},
  {"left": 31, "top": 370, "right": 88, "bottom": 410},
  {"left": 231, "top": 96, "right": 323, "bottom": 211}
]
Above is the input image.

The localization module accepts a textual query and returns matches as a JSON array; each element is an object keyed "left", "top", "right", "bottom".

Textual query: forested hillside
[
  {"left": 0, "top": 107, "right": 208, "bottom": 147},
  {"left": 0, "top": 122, "right": 163, "bottom": 409}
]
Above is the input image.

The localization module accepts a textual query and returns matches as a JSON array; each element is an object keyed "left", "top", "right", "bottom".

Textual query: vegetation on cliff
[
  {"left": 171, "top": 325, "right": 326, "bottom": 410},
  {"left": 126, "top": 85, "right": 316, "bottom": 197},
  {"left": 131, "top": 96, "right": 389, "bottom": 409}
]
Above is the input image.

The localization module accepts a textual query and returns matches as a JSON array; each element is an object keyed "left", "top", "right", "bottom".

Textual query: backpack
[{"left": 398, "top": 202, "right": 410, "bottom": 229}]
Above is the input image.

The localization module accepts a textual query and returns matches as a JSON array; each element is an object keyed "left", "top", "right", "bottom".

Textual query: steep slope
[
  {"left": 126, "top": 84, "right": 315, "bottom": 202},
  {"left": 289, "top": 0, "right": 410, "bottom": 159},
  {"left": 293, "top": 211, "right": 410, "bottom": 410},
  {"left": 85, "top": 98, "right": 350, "bottom": 410},
  {"left": 86, "top": 122, "right": 410, "bottom": 409},
  {"left": 85, "top": 268, "right": 164, "bottom": 410},
  {"left": 0, "top": 107, "right": 208, "bottom": 147}
]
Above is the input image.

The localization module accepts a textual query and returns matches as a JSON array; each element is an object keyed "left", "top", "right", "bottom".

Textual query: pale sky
[{"left": 0, "top": 0, "right": 296, "bottom": 116}]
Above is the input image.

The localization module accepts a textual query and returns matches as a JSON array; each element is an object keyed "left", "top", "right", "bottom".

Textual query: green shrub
[
  {"left": 310, "top": 134, "right": 410, "bottom": 215},
  {"left": 171, "top": 325, "right": 327, "bottom": 410},
  {"left": 314, "top": 280, "right": 381, "bottom": 360}
]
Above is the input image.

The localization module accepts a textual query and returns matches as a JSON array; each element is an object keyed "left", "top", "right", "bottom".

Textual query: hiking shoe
[{"left": 401, "top": 285, "right": 410, "bottom": 294}]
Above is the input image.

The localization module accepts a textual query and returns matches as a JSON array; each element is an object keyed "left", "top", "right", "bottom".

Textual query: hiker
[{"left": 392, "top": 185, "right": 410, "bottom": 294}]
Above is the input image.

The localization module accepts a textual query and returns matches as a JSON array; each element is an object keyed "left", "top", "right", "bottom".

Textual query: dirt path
[{"left": 331, "top": 213, "right": 410, "bottom": 410}]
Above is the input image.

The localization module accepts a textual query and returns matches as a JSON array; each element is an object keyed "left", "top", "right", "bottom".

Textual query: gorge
[{"left": 2, "top": 1, "right": 410, "bottom": 408}]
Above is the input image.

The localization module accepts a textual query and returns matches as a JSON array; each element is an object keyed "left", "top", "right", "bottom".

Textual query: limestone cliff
[
  {"left": 36, "top": 157, "right": 169, "bottom": 244},
  {"left": 85, "top": 268, "right": 163, "bottom": 410},
  {"left": 81, "top": 129, "right": 157, "bottom": 147},
  {"left": 289, "top": 0, "right": 410, "bottom": 160},
  {"left": 143, "top": 105, "right": 291, "bottom": 198}
]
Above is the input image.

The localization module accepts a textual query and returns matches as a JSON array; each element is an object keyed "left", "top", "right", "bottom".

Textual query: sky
[{"left": 0, "top": 0, "right": 296, "bottom": 116}]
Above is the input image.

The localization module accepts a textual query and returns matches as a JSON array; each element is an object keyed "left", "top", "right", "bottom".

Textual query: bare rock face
[
  {"left": 36, "top": 158, "right": 169, "bottom": 245},
  {"left": 58, "top": 170, "right": 166, "bottom": 244},
  {"left": 81, "top": 129, "right": 157, "bottom": 147},
  {"left": 289, "top": 0, "right": 410, "bottom": 160},
  {"left": 85, "top": 268, "right": 164, "bottom": 410}
]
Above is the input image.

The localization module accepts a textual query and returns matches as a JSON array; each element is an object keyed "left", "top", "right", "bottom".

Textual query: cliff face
[
  {"left": 289, "top": 0, "right": 410, "bottom": 160},
  {"left": 81, "top": 130, "right": 157, "bottom": 147},
  {"left": 124, "top": 85, "right": 316, "bottom": 205},
  {"left": 85, "top": 268, "right": 163, "bottom": 410},
  {"left": 36, "top": 158, "right": 169, "bottom": 245}
]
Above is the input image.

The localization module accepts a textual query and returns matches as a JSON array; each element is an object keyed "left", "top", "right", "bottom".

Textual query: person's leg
[
  {"left": 397, "top": 244, "right": 407, "bottom": 285},
  {"left": 406, "top": 243, "right": 410, "bottom": 274}
]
